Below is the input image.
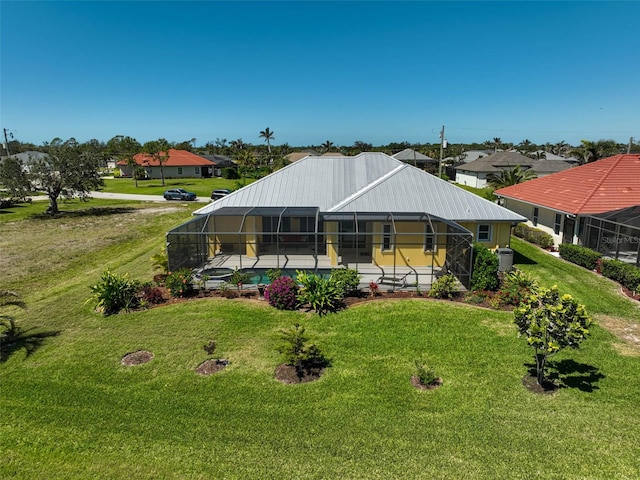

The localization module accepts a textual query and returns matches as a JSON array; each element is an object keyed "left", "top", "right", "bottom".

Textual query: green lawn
[
  {"left": 101, "top": 177, "right": 256, "bottom": 197},
  {"left": 1, "top": 201, "right": 639, "bottom": 479}
]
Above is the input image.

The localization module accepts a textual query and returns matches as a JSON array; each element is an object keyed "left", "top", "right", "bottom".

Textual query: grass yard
[
  {"left": 101, "top": 177, "right": 256, "bottom": 198},
  {"left": 1, "top": 201, "right": 640, "bottom": 479}
]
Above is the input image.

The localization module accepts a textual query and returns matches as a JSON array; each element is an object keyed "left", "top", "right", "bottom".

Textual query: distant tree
[
  {"left": 516, "top": 139, "right": 535, "bottom": 155},
  {"left": 321, "top": 140, "right": 334, "bottom": 153},
  {"left": 29, "top": 137, "right": 104, "bottom": 214},
  {"left": 553, "top": 140, "right": 569, "bottom": 156},
  {"left": 514, "top": 285, "right": 592, "bottom": 386},
  {"left": 571, "top": 139, "right": 621, "bottom": 164},
  {"left": 142, "top": 138, "right": 171, "bottom": 186},
  {"left": 0, "top": 157, "right": 32, "bottom": 202},
  {"left": 173, "top": 140, "right": 193, "bottom": 151},
  {"left": 106, "top": 135, "right": 142, "bottom": 187},
  {"left": 487, "top": 165, "right": 537, "bottom": 189},
  {"left": 493, "top": 137, "right": 502, "bottom": 152},
  {"left": 230, "top": 138, "right": 246, "bottom": 152},
  {"left": 353, "top": 140, "right": 372, "bottom": 152},
  {"left": 259, "top": 127, "right": 275, "bottom": 162}
]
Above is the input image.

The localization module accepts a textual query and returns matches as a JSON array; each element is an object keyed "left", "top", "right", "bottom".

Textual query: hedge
[
  {"left": 601, "top": 259, "right": 640, "bottom": 293},
  {"left": 513, "top": 223, "right": 554, "bottom": 249},
  {"left": 558, "top": 243, "right": 602, "bottom": 271}
]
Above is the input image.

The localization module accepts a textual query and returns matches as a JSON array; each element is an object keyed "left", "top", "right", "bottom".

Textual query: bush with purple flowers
[{"left": 265, "top": 276, "right": 299, "bottom": 310}]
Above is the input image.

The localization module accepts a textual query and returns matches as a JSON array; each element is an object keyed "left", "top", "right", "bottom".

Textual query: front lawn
[
  {"left": 101, "top": 177, "right": 256, "bottom": 197},
  {"left": 1, "top": 202, "right": 639, "bottom": 479}
]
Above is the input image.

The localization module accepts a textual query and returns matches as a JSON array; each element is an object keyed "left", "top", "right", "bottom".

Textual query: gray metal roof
[
  {"left": 392, "top": 148, "right": 435, "bottom": 162},
  {"left": 194, "top": 152, "right": 525, "bottom": 222}
]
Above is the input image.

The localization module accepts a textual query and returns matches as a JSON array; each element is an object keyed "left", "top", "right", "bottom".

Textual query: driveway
[{"left": 89, "top": 191, "right": 210, "bottom": 203}]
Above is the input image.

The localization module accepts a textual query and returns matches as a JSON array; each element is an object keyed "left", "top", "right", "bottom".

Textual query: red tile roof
[
  {"left": 117, "top": 149, "right": 213, "bottom": 167},
  {"left": 494, "top": 154, "right": 640, "bottom": 215}
]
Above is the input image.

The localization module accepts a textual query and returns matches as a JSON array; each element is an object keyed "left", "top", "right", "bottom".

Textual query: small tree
[
  {"left": 514, "top": 285, "right": 592, "bottom": 386},
  {"left": 277, "top": 323, "right": 329, "bottom": 377}
]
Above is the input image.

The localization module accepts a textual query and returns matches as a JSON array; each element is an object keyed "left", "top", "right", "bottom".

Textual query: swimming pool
[{"left": 194, "top": 267, "right": 333, "bottom": 286}]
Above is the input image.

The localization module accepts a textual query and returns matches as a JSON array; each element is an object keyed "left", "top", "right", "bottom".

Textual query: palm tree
[
  {"left": 142, "top": 138, "right": 171, "bottom": 186},
  {"left": 259, "top": 128, "right": 275, "bottom": 160},
  {"left": 493, "top": 137, "right": 502, "bottom": 152},
  {"left": 487, "top": 165, "right": 537, "bottom": 189},
  {"left": 517, "top": 139, "right": 534, "bottom": 155},
  {"left": 321, "top": 140, "right": 334, "bottom": 153}
]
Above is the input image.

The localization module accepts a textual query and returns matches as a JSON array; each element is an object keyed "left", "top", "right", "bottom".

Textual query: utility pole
[
  {"left": 628, "top": 137, "right": 634, "bottom": 154},
  {"left": 3, "top": 128, "right": 12, "bottom": 156},
  {"left": 438, "top": 125, "right": 445, "bottom": 178}
]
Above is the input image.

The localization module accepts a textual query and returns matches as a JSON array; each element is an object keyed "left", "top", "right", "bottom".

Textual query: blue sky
[{"left": 2, "top": 1, "right": 639, "bottom": 147}]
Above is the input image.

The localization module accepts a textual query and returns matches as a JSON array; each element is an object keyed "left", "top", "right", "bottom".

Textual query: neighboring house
[
  {"left": 167, "top": 153, "right": 525, "bottom": 288},
  {"left": 117, "top": 149, "right": 216, "bottom": 179},
  {"left": 494, "top": 154, "right": 640, "bottom": 258},
  {"left": 454, "top": 151, "right": 572, "bottom": 188},
  {"left": 285, "top": 150, "right": 321, "bottom": 163},
  {"left": 3, "top": 151, "right": 49, "bottom": 172},
  {"left": 196, "top": 154, "right": 237, "bottom": 177},
  {"left": 392, "top": 148, "right": 437, "bottom": 169}
]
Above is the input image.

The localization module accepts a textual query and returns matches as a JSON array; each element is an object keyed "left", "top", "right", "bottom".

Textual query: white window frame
[
  {"left": 382, "top": 223, "right": 393, "bottom": 251},
  {"left": 477, "top": 224, "right": 492, "bottom": 242},
  {"left": 424, "top": 224, "right": 437, "bottom": 252}
]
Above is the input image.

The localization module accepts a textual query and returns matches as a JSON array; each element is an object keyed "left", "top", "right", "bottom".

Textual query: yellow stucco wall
[
  {"left": 372, "top": 221, "right": 446, "bottom": 268},
  {"left": 458, "top": 221, "right": 512, "bottom": 250}
]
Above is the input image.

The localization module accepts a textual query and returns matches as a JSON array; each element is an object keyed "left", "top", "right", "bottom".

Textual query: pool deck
[{"left": 200, "top": 253, "right": 444, "bottom": 291}]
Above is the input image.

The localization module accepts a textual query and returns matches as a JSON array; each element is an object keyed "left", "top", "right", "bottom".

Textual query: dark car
[
  {"left": 211, "top": 189, "right": 231, "bottom": 200},
  {"left": 164, "top": 188, "right": 197, "bottom": 201}
]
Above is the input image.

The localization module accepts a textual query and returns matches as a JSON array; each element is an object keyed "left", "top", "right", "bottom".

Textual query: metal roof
[{"left": 194, "top": 152, "right": 525, "bottom": 222}]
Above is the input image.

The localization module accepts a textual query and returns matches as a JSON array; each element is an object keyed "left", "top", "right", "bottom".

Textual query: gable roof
[
  {"left": 118, "top": 149, "right": 213, "bottom": 167},
  {"left": 392, "top": 148, "right": 435, "bottom": 162},
  {"left": 494, "top": 154, "right": 640, "bottom": 215},
  {"left": 197, "top": 154, "right": 236, "bottom": 166},
  {"left": 194, "top": 152, "right": 524, "bottom": 223},
  {"left": 455, "top": 151, "right": 534, "bottom": 172}
]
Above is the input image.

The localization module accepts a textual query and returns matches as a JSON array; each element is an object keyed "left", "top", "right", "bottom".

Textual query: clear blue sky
[{"left": 2, "top": 1, "right": 639, "bottom": 148}]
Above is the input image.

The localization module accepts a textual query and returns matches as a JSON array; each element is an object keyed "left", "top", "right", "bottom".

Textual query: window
[
  {"left": 533, "top": 207, "right": 539, "bottom": 226},
  {"left": 382, "top": 224, "right": 393, "bottom": 251},
  {"left": 177, "top": 167, "right": 183, "bottom": 175},
  {"left": 195, "top": 167, "right": 200, "bottom": 175},
  {"left": 424, "top": 224, "right": 437, "bottom": 252},
  {"left": 477, "top": 224, "right": 492, "bottom": 242},
  {"left": 554, "top": 214, "right": 562, "bottom": 235}
]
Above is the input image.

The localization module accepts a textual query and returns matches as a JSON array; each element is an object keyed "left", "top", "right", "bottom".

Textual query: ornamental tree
[{"left": 513, "top": 285, "right": 592, "bottom": 386}]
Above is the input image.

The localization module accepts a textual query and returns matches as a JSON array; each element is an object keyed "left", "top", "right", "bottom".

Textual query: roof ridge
[{"left": 327, "top": 162, "right": 407, "bottom": 212}]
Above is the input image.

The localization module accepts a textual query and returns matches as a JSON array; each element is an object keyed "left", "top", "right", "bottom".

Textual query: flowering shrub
[
  {"left": 165, "top": 268, "right": 195, "bottom": 298},
  {"left": 265, "top": 276, "right": 299, "bottom": 310},
  {"left": 368, "top": 281, "right": 379, "bottom": 297}
]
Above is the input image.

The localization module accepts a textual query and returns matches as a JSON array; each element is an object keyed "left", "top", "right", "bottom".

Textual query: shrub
[
  {"left": 266, "top": 268, "right": 282, "bottom": 283},
  {"left": 559, "top": 244, "right": 602, "bottom": 271},
  {"left": 277, "top": 323, "right": 329, "bottom": 377},
  {"left": 471, "top": 243, "right": 499, "bottom": 291},
  {"left": 265, "top": 276, "right": 299, "bottom": 310},
  {"left": 229, "top": 269, "right": 251, "bottom": 290},
  {"left": 414, "top": 358, "right": 438, "bottom": 386},
  {"left": 330, "top": 268, "right": 361, "bottom": 296},
  {"left": 150, "top": 249, "right": 169, "bottom": 275},
  {"left": 89, "top": 269, "right": 140, "bottom": 315},
  {"left": 602, "top": 259, "right": 640, "bottom": 293},
  {"left": 140, "top": 284, "right": 165, "bottom": 305},
  {"left": 218, "top": 282, "right": 239, "bottom": 299},
  {"left": 368, "top": 281, "right": 379, "bottom": 297},
  {"left": 429, "top": 274, "right": 458, "bottom": 299},
  {"left": 490, "top": 269, "right": 537, "bottom": 308},
  {"left": 203, "top": 340, "right": 217, "bottom": 356},
  {"left": 165, "top": 268, "right": 195, "bottom": 298},
  {"left": 513, "top": 223, "right": 554, "bottom": 249},
  {"left": 221, "top": 167, "right": 239, "bottom": 179},
  {"left": 296, "top": 271, "right": 343, "bottom": 315}
]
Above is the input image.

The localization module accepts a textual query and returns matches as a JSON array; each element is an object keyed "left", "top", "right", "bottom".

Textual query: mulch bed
[
  {"left": 410, "top": 375, "right": 443, "bottom": 391},
  {"left": 195, "top": 358, "right": 229, "bottom": 375},
  {"left": 274, "top": 364, "right": 324, "bottom": 384},
  {"left": 521, "top": 374, "right": 558, "bottom": 395},
  {"left": 121, "top": 350, "right": 154, "bottom": 366}
]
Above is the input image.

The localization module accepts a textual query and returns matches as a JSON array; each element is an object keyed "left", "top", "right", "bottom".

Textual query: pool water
[{"left": 196, "top": 267, "right": 332, "bottom": 285}]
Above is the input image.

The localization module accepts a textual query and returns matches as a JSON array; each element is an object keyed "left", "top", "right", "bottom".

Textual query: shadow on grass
[
  {"left": 525, "top": 359, "right": 605, "bottom": 392},
  {"left": 513, "top": 249, "right": 537, "bottom": 265},
  {"left": 0, "top": 327, "right": 61, "bottom": 362},
  {"left": 31, "top": 206, "right": 138, "bottom": 220}
]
